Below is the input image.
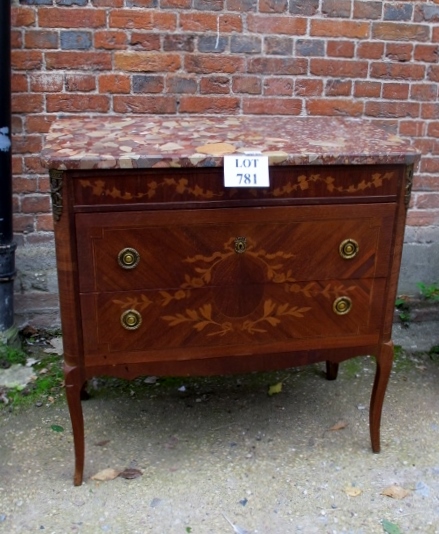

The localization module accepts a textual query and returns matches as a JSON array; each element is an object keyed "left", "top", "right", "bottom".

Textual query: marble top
[{"left": 41, "top": 116, "right": 420, "bottom": 170}]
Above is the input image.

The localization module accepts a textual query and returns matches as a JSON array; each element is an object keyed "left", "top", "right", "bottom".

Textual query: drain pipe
[{"left": 0, "top": 0, "right": 17, "bottom": 344}]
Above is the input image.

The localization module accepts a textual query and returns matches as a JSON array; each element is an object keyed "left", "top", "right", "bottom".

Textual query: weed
[
  {"left": 417, "top": 281, "right": 439, "bottom": 301},
  {"left": 395, "top": 296, "right": 411, "bottom": 327}
]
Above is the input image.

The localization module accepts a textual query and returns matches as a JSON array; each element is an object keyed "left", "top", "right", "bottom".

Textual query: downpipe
[{"left": 0, "top": 0, "right": 17, "bottom": 344}]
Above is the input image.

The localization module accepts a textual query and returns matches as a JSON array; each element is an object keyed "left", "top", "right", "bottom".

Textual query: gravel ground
[{"left": 0, "top": 323, "right": 438, "bottom": 534}]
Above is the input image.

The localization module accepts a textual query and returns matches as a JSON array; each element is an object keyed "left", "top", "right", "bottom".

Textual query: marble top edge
[{"left": 41, "top": 115, "right": 421, "bottom": 170}]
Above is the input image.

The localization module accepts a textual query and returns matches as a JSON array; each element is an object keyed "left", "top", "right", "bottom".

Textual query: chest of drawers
[{"left": 42, "top": 116, "right": 419, "bottom": 485}]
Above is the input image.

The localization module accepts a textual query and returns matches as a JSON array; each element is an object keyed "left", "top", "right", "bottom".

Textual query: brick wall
[{"left": 10, "top": 0, "right": 439, "bottom": 327}]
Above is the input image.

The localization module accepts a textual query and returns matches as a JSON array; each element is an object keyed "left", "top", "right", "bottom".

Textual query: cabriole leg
[
  {"left": 64, "top": 365, "right": 86, "bottom": 486},
  {"left": 370, "top": 341, "right": 394, "bottom": 453}
]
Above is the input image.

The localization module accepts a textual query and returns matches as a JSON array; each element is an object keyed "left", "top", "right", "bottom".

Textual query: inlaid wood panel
[{"left": 76, "top": 204, "right": 396, "bottom": 293}]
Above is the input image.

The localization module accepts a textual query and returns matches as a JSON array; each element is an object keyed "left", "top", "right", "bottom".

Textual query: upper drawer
[
  {"left": 76, "top": 204, "right": 396, "bottom": 293},
  {"left": 71, "top": 164, "right": 403, "bottom": 209}
]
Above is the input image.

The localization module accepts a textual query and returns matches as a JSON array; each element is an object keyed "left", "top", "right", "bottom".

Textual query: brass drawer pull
[
  {"left": 333, "top": 296, "right": 352, "bottom": 315},
  {"left": 339, "top": 239, "right": 359, "bottom": 260},
  {"left": 234, "top": 237, "right": 247, "bottom": 254},
  {"left": 121, "top": 309, "right": 142, "bottom": 330},
  {"left": 118, "top": 247, "right": 140, "bottom": 269}
]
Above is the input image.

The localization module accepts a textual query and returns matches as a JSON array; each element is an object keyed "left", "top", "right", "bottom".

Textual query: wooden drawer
[
  {"left": 80, "top": 277, "right": 387, "bottom": 362},
  {"left": 71, "top": 165, "right": 402, "bottom": 209},
  {"left": 76, "top": 204, "right": 396, "bottom": 293}
]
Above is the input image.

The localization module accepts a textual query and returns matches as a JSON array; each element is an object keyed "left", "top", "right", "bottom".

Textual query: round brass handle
[
  {"left": 234, "top": 237, "right": 247, "bottom": 254},
  {"left": 333, "top": 296, "right": 352, "bottom": 315},
  {"left": 118, "top": 247, "right": 140, "bottom": 269},
  {"left": 121, "top": 309, "right": 142, "bottom": 330},
  {"left": 339, "top": 239, "right": 359, "bottom": 260}
]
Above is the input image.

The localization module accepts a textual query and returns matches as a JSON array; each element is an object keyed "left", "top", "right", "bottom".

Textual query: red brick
[
  {"left": 264, "top": 78, "right": 294, "bottom": 97},
  {"left": 92, "top": 0, "right": 124, "bottom": 5},
  {"left": 427, "top": 122, "right": 439, "bottom": 137},
  {"left": 353, "top": 0, "right": 382, "bottom": 20},
  {"left": 243, "top": 97, "right": 302, "bottom": 115},
  {"left": 422, "top": 104, "right": 439, "bottom": 120},
  {"left": 186, "top": 55, "right": 244, "bottom": 74},
  {"left": 413, "top": 138, "right": 435, "bottom": 154},
  {"left": 110, "top": 10, "right": 176, "bottom": 30},
  {"left": 365, "top": 101, "right": 420, "bottom": 118},
  {"left": 371, "top": 62, "right": 425, "bottom": 80},
  {"left": 399, "top": 120, "right": 426, "bottom": 137},
  {"left": 25, "top": 30, "right": 59, "bottom": 49},
  {"left": 11, "top": 51, "right": 43, "bottom": 70},
  {"left": 13, "top": 177, "right": 38, "bottom": 194},
  {"left": 259, "top": 0, "right": 288, "bottom": 13},
  {"left": 247, "top": 57, "right": 307, "bottom": 75},
  {"left": 11, "top": 116, "right": 23, "bottom": 134},
  {"left": 357, "top": 41, "right": 384, "bottom": 59},
  {"left": 11, "top": 30, "right": 22, "bottom": 49},
  {"left": 306, "top": 99, "right": 363, "bottom": 117},
  {"left": 310, "top": 59, "right": 368, "bottom": 78},
  {"left": 354, "top": 81, "right": 381, "bottom": 98},
  {"left": 200, "top": 76, "right": 230, "bottom": 94},
  {"left": 180, "top": 13, "right": 242, "bottom": 32},
  {"left": 414, "top": 44, "right": 439, "bottom": 63},
  {"left": 13, "top": 134, "right": 43, "bottom": 154},
  {"left": 46, "top": 52, "right": 112, "bottom": 71},
  {"left": 413, "top": 175, "right": 439, "bottom": 192},
  {"left": 11, "top": 7, "right": 36, "bottom": 27},
  {"left": 13, "top": 215, "right": 34, "bottom": 234},
  {"left": 24, "top": 156, "right": 46, "bottom": 175},
  {"left": 247, "top": 15, "right": 307, "bottom": 35},
  {"left": 21, "top": 195, "right": 51, "bottom": 214},
  {"left": 428, "top": 65, "right": 439, "bottom": 82},
  {"left": 26, "top": 115, "right": 56, "bottom": 134},
  {"left": 115, "top": 52, "right": 181, "bottom": 72},
  {"left": 161, "top": 0, "right": 191, "bottom": 7},
  {"left": 36, "top": 214, "right": 54, "bottom": 232},
  {"left": 311, "top": 20, "right": 369, "bottom": 39},
  {"left": 411, "top": 83, "right": 438, "bottom": 102},
  {"left": 12, "top": 94, "right": 43, "bottom": 114},
  {"left": 385, "top": 43, "right": 413, "bottom": 62},
  {"left": 39, "top": 8, "right": 105, "bottom": 28},
  {"left": 420, "top": 158, "right": 439, "bottom": 173},
  {"left": 12, "top": 156, "right": 23, "bottom": 174},
  {"left": 415, "top": 193, "right": 439, "bottom": 209},
  {"left": 325, "top": 79, "right": 352, "bottom": 97},
  {"left": 46, "top": 94, "right": 110, "bottom": 113},
  {"left": 227, "top": 0, "right": 257, "bottom": 10},
  {"left": 65, "top": 74, "right": 96, "bottom": 92},
  {"left": 94, "top": 30, "right": 128, "bottom": 50},
  {"left": 179, "top": 96, "right": 240, "bottom": 114},
  {"left": 130, "top": 33, "right": 161, "bottom": 50},
  {"left": 382, "top": 83, "right": 409, "bottom": 100},
  {"left": 327, "top": 40, "right": 355, "bottom": 58},
  {"left": 38, "top": 177, "right": 51, "bottom": 195},
  {"left": 113, "top": 95, "right": 177, "bottom": 113},
  {"left": 232, "top": 76, "right": 261, "bottom": 94},
  {"left": 99, "top": 74, "right": 131, "bottom": 94},
  {"left": 11, "top": 74, "right": 28, "bottom": 93},
  {"left": 30, "top": 73, "right": 63, "bottom": 93},
  {"left": 322, "top": 0, "right": 351, "bottom": 18},
  {"left": 294, "top": 78, "right": 323, "bottom": 97},
  {"left": 372, "top": 22, "right": 430, "bottom": 42}
]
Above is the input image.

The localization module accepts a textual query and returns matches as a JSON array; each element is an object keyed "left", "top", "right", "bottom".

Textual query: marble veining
[{"left": 41, "top": 115, "right": 420, "bottom": 170}]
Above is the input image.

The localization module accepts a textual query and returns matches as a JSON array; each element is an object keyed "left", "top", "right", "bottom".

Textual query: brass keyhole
[
  {"left": 121, "top": 309, "right": 142, "bottom": 330},
  {"left": 339, "top": 239, "right": 359, "bottom": 260},
  {"left": 118, "top": 248, "right": 140, "bottom": 269},
  {"left": 234, "top": 237, "right": 247, "bottom": 254},
  {"left": 333, "top": 296, "right": 352, "bottom": 315}
]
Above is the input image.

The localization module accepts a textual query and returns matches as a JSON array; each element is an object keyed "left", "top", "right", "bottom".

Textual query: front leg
[
  {"left": 64, "top": 365, "right": 86, "bottom": 486},
  {"left": 325, "top": 361, "right": 339, "bottom": 381},
  {"left": 370, "top": 341, "right": 394, "bottom": 453}
]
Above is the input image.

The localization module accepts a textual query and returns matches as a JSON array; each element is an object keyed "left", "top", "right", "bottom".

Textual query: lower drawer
[{"left": 80, "top": 277, "right": 387, "bottom": 362}]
